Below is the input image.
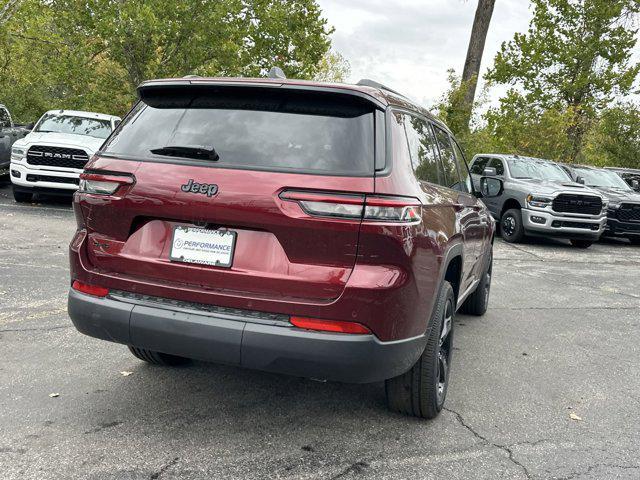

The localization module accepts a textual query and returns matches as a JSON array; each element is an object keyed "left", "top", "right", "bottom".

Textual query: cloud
[{"left": 317, "top": 0, "right": 533, "bottom": 108}]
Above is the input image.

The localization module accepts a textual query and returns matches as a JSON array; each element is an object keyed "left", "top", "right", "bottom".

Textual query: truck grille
[
  {"left": 617, "top": 203, "right": 640, "bottom": 222},
  {"left": 25, "top": 174, "right": 79, "bottom": 185},
  {"left": 552, "top": 194, "right": 602, "bottom": 215},
  {"left": 26, "top": 146, "right": 89, "bottom": 169}
]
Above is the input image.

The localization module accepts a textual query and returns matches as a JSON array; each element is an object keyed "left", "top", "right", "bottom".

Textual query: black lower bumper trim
[
  {"left": 68, "top": 289, "right": 426, "bottom": 384},
  {"left": 605, "top": 218, "right": 640, "bottom": 238},
  {"left": 12, "top": 185, "right": 75, "bottom": 197}
]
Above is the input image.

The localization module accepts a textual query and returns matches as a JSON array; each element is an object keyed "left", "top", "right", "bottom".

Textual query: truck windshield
[
  {"left": 574, "top": 168, "right": 632, "bottom": 190},
  {"left": 35, "top": 114, "right": 112, "bottom": 139},
  {"left": 507, "top": 158, "right": 571, "bottom": 182}
]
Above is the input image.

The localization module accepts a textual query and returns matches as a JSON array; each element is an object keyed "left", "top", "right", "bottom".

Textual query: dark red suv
[{"left": 68, "top": 77, "right": 496, "bottom": 418}]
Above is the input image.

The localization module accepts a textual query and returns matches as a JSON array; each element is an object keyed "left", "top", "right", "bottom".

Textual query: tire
[
  {"left": 385, "top": 281, "right": 455, "bottom": 419},
  {"left": 570, "top": 239, "right": 592, "bottom": 249},
  {"left": 460, "top": 251, "right": 492, "bottom": 316},
  {"left": 500, "top": 208, "right": 525, "bottom": 243},
  {"left": 127, "top": 346, "right": 191, "bottom": 366},
  {"left": 12, "top": 187, "right": 32, "bottom": 203}
]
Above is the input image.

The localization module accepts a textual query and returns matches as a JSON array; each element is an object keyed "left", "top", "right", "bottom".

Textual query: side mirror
[
  {"left": 632, "top": 179, "right": 639, "bottom": 190},
  {"left": 480, "top": 177, "right": 504, "bottom": 198},
  {"left": 483, "top": 167, "right": 497, "bottom": 176},
  {"left": 576, "top": 176, "right": 585, "bottom": 185},
  {"left": 25, "top": 123, "right": 35, "bottom": 130}
]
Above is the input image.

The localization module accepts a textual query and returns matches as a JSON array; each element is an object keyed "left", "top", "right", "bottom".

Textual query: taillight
[
  {"left": 72, "top": 280, "right": 109, "bottom": 297},
  {"left": 78, "top": 172, "right": 134, "bottom": 195},
  {"left": 290, "top": 316, "right": 371, "bottom": 334},
  {"left": 280, "top": 190, "right": 421, "bottom": 223},
  {"left": 280, "top": 191, "right": 364, "bottom": 219},
  {"left": 364, "top": 195, "right": 422, "bottom": 224}
]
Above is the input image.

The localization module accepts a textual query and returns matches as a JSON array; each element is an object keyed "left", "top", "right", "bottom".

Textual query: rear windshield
[{"left": 102, "top": 88, "right": 376, "bottom": 176}]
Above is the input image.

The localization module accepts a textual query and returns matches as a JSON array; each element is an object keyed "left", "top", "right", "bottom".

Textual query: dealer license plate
[{"left": 170, "top": 226, "right": 236, "bottom": 267}]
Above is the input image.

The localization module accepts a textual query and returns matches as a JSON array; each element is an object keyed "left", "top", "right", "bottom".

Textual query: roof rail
[{"left": 356, "top": 79, "right": 406, "bottom": 98}]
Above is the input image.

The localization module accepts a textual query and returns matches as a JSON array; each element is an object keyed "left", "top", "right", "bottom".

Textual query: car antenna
[{"left": 268, "top": 67, "right": 286, "bottom": 79}]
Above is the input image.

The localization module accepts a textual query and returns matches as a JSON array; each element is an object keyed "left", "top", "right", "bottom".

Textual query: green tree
[
  {"left": 0, "top": 0, "right": 335, "bottom": 121},
  {"left": 433, "top": 69, "right": 494, "bottom": 159},
  {"left": 314, "top": 49, "right": 350, "bottom": 82},
  {"left": 584, "top": 102, "right": 640, "bottom": 168},
  {"left": 486, "top": 0, "right": 640, "bottom": 161}
]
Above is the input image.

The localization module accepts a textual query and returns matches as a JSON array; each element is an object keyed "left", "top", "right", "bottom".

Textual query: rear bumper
[
  {"left": 521, "top": 208, "right": 605, "bottom": 240},
  {"left": 68, "top": 288, "right": 427, "bottom": 383}
]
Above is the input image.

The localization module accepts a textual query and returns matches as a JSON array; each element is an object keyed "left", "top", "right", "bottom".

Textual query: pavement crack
[
  {"left": 150, "top": 457, "right": 179, "bottom": 480},
  {"left": 444, "top": 408, "right": 532, "bottom": 479},
  {"left": 501, "top": 242, "right": 545, "bottom": 261},
  {"left": 329, "top": 460, "right": 370, "bottom": 479},
  {"left": 555, "top": 463, "right": 640, "bottom": 480},
  {"left": 492, "top": 306, "right": 639, "bottom": 311},
  {"left": 517, "top": 271, "right": 640, "bottom": 300},
  {"left": 0, "top": 324, "right": 71, "bottom": 333},
  {"left": 84, "top": 421, "right": 123, "bottom": 435}
]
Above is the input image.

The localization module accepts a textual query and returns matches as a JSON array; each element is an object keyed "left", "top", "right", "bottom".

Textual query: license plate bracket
[{"left": 169, "top": 226, "right": 236, "bottom": 268}]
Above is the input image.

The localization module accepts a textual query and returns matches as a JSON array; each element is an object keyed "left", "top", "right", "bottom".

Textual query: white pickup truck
[{"left": 10, "top": 109, "right": 121, "bottom": 202}]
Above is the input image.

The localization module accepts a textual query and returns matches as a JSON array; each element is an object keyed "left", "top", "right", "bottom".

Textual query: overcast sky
[{"left": 316, "top": 0, "right": 534, "bottom": 109}]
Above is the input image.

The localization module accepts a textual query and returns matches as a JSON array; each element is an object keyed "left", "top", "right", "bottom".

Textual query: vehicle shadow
[{"left": 71, "top": 358, "right": 436, "bottom": 436}]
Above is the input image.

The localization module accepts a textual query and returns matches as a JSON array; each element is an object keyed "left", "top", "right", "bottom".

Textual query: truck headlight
[
  {"left": 11, "top": 147, "right": 26, "bottom": 161},
  {"left": 526, "top": 194, "right": 552, "bottom": 208}
]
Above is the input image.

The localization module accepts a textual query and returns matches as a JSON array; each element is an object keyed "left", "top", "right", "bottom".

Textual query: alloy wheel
[{"left": 502, "top": 215, "right": 516, "bottom": 236}]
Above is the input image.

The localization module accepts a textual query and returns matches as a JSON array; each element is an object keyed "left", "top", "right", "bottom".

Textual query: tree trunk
[{"left": 461, "top": 0, "right": 496, "bottom": 130}]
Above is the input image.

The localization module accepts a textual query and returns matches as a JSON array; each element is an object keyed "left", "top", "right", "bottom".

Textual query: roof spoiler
[{"left": 137, "top": 80, "right": 386, "bottom": 110}]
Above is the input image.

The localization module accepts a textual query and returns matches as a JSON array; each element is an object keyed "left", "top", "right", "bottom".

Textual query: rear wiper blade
[{"left": 150, "top": 145, "right": 220, "bottom": 161}]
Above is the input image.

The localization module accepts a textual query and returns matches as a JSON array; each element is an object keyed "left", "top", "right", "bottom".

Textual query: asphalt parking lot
[{"left": 1, "top": 181, "right": 639, "bottom": 480}]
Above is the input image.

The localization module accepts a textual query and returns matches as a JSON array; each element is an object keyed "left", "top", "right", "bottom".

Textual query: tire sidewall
[
  {"left": 501, "top": 209, "right": 523, "bottom": 243},
  {"left": 423, "top": 283, "right": 455, "bottom": 413}
]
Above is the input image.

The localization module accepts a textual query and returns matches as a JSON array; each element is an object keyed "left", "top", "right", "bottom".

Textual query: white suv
[{"left": 10, "top": 110, "right": 120, "bottom": 202}]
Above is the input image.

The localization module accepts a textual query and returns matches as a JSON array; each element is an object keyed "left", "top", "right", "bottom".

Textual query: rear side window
[
  {"left": 470, "top": 157, "right": 489, "bottom": 175},
  {"left": 403, "top": 114, "right": 442, "bottom": 185},
  {"left": 102, "top": 89, "right": 376, "bottom": 176},
  {"left": 488, "top": 158, "right": 505, "bottom": 175}
]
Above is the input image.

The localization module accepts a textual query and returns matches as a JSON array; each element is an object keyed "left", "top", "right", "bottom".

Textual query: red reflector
[
  {"left": 72, "top": 280, "right": 109, "bottom": 297},
  {"left": 290, "top": 316, "right": 371, "bottom": 334}
]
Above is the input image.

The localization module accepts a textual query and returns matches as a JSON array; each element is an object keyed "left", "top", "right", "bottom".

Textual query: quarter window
[
  {"left": 404, "top": 114, "right": 442, "bottom": 185},
  {"left": 433, "top": 126, "right": 465, "bottom": 191},
  {"left": 451, "top": 140, "right": 472, "bottom": 193}
]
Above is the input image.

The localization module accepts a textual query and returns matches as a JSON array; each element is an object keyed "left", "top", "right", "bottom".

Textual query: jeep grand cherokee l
[
  {"left": 68, "top": 77, "right": 496, "bottom": 419},
  {"left": 469, "top": 154, "right": 606, "bottom": 248}
]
